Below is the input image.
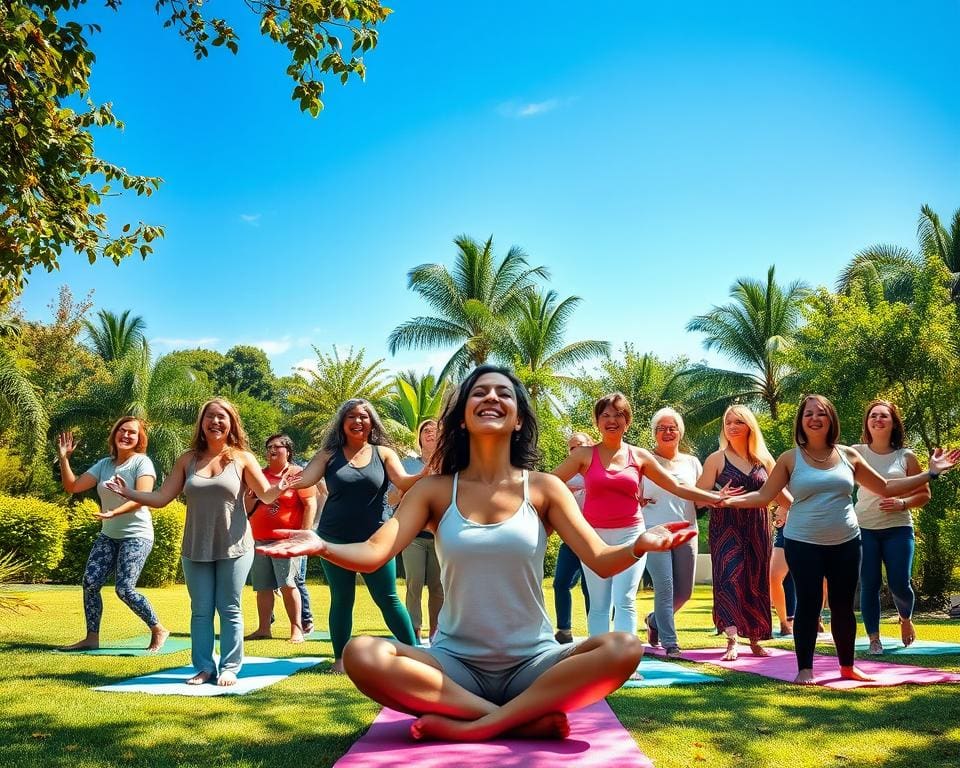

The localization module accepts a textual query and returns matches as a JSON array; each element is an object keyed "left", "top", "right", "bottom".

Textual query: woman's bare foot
[
  {"left": 186, "top": 670, "right": 214, "bottom": 685},
  {"left": 289, "top": 626, "right": 305, "bottom": 644},
  {"left": 749, "top": 641, "right": 771, "bottom": 657},
  {"left": 410, "top": 712, "right": 569, "bottom": 742},
  {"left": 244, "top": 631, "right": 273, "bottom": 640},
  {"left": 779, "top": 621, "right": 793, "bottom": 637},
  {"left": 147, "top": 627, "right": 170, "bottom": 652},
  {"left": 899, "top": 617, "right": 916, "bottom": 647},
  {"left": 839, "top": 665, "right": 875, "bottom": 682},
  {"left": 721, "top": 638, "right": 739, "bottom": 661},
  {"left": 793, "top": 669, "right": 816, "bottom": 685},
  {"left": 216, "top": 670, "right": 239, "bottom": 687},
  {"left": 59, "top": 638, "right": 100, "bottom": 651}
]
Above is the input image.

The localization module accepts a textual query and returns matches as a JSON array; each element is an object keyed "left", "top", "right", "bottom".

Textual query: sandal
[{"left": 867, "top": 638, "right": 884, "bottom": 655}]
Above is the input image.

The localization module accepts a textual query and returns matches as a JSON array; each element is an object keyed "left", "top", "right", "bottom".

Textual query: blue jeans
[
  {"left": 296, "top": 557, "right": 313, "bottom": 626},
  {"left": 860, "top": 526, "right": 915, "bottom": 635},
  {"left": 643, "top": 539, "right": 696, "bottom": 648},
  {"left": 553, "top": 543, "right": 590, "bottom": 631},
  {"left": 181, "top": 551, "right": 254, "bottom": 677}
]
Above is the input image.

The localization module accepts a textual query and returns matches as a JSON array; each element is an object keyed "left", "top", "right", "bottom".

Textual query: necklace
[{"left": 801, "top": 446, "right": 833, "bottom": 464}]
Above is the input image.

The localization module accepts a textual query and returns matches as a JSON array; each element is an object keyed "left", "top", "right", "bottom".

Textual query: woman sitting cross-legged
[{"left": 260, "top": 365, "right": 707, "bottom": 742}]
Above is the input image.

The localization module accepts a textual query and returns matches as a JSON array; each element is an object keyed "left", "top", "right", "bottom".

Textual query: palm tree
[
  {"left": 684, "top": 265, "right": 809, "bottom": 420},
  {"left": 50, "top": 342, "right": 207, "bottom": 476},
  {"left": 0, "top": 350, "right": 47, "bottom": 471},
  {"left": 387, "top": 235, "right": 549, "bottom": 381},
  {"left": 499, "top": 289, "right": 609, "bottom": 412},
  {"left": 84, "top": 309, "right": 147, "bottom": 362},
  {"left": 287, "top": 346, "right": 393, "bottom": 445},
  {"left": 837, "top": 205, "right": 960, "bottom": 304}
]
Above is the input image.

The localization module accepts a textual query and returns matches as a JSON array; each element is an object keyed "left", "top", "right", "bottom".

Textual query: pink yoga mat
[
  {"left": 332, "top": 700, "right": 653, "bottom": 768},
  {"left": 648, "top": 645, "right": 960, "bottom": 689}
]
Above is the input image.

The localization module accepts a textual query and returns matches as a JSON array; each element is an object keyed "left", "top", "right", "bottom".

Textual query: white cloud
[
  {"left": 152, "top": 336, "right": 219, "bottom": 349},
  {"left": 239, "top": 213, "right": 261, "bottom": 226},
  {"left": 291, "top": 356, "right": 319, "bottom": 376},
  {"left": 252, "top": 338, "right": 293, "bottom": 355},
  {"left": 498, "top": 98, "right": 561, "bottom": 119}
]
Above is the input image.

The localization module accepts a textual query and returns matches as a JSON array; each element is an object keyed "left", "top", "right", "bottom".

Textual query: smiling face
[
  {"left": 109, "top": 417, "right": 147, "bottom": 459},
  {"left": 265, "top": 437, "right": 290, "bottom": 470},
  {"left": 463, "top": 372, "right": 519, "bottom": 434},
  {"left": 723, "top": 410, "right": 751, "bottom": 442},
  {"left": 341, "top": 404, "right": 373, "bottom": 444},
  {"left": 866, "top": 404, "right": 893, "bottom": 441},
  {"left": 794, "top": 395, "right": 839, "bottom": 446},
  {"left": 418, "top": 421, "right": 438, "bottom": 453},
  {"left": 203, "top": 403, "right": 232, "bottom": 443},
  {"left": 654, "top": 415, "right": 681, "bottom": 450}
]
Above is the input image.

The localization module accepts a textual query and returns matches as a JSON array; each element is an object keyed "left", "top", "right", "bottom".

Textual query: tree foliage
[
  {"left": 0, "top": 0, "right": 390, "bottom": 302},
  {"left": 84, "top": 308, "right": 146, "bottom": 362},
  {"left": 388, "top": 235, "right": 549, "bottom": 381},
  {"left": 214, "top": 345, "right": 276, "bottom": 401}
]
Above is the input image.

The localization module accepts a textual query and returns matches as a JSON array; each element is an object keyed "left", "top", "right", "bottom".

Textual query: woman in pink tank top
[{"left": 553, "top": 392, "right": 732, "bottom": 639}]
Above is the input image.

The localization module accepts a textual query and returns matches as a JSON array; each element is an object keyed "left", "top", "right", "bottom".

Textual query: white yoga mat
[{"left": 93, "top": 656, "right": 328, "bottom": 696}]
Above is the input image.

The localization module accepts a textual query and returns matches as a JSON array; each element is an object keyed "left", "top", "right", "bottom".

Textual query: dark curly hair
[{"left": 433, "top": 365, "right": 540, "bottom": 474}]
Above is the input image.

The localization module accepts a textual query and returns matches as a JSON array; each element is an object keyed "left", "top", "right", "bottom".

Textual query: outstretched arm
[
  {"left": 551, "top": 446, "right": 591, "bottom": 483},
  {"left": 638, "top": 448, "right": 727, "bottom": 506},
  {"left": 105, "top": 454, "right": 189, "bottom": 508},
  {"left": 380, "top": 447, "right": 427, "bottom": 492},
  {"left": 722, "top": 451, "right": 793, "bottom": 509},
  {"left": 285, "top": 450, "right": 332, "bottom": 490},
  {"left": 877, "top": 451, "right": 930, "bottom": 512},
  {"left": 257, "top": 476, "right": 436, "bottom": 571},
  {"left": 540, "top": 474, "right": 697, "bottom": 578},
  {"left": 848, "top": 447, "right": 959, "bottom": 497}
]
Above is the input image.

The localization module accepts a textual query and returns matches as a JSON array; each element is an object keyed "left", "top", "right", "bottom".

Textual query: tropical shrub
[{"left": 0, "top": 494, "right": 68, "bottom": 581}]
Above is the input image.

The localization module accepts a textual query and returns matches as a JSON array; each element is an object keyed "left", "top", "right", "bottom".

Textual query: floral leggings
[{"left": 82, "top": 534, "right": 158, "bottom": 633}]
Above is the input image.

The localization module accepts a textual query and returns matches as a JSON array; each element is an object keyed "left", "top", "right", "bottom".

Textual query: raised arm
[
  {"left": 847, "top": 446, "right": 958, "bottom": 498},
  {"left": 256, "top": 475, "right": 436, "bottom": 570},
  {"left": 286, "top": 450, "right": 332, "bottom": 490},
  {"left": 57, "top": 432, "right": 98, "bottom": 494},
  {"left": 380, "top": 447, "right": 426, "bottom": 492},
  {"left": 722, "top": 450, "right": 794, "bottom": 509},
  {"left": 539, "top": 473, "right": 696, "bottom": 578}
]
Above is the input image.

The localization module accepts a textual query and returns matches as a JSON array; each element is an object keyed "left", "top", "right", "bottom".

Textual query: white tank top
[
  {"left": 853, "top": 445, "right": 913, "bottom": 530},
  {"left": 431, "top": 470, "right": 557, "bottom": 669}
]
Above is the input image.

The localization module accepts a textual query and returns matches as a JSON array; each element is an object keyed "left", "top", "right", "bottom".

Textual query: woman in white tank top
[{"left": 260, "top": 365, "right": 709, "bottom": 742}]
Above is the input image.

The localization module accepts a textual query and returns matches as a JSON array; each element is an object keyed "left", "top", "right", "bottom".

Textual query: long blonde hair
[
  {"left": 719, "top": 405, "right": 774, "bottom": 470},
  {"left": 189, "top": 397, "right": 250, "bottom": 457}
]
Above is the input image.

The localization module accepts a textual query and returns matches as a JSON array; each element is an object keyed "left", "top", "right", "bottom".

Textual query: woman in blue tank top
[
  {"left": 262, "top": 365, "right": 706, "bottom": 742},
  {"left": 722, "top": 394, "right": 959, "bottom": 685}
]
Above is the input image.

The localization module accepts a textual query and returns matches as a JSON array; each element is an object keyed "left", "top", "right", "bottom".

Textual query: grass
[{"left": 2, "top": 582, "right": 959, "bottom": 768}]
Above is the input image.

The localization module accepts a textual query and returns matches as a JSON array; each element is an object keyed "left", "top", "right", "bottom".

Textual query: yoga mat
[
  {"left": 53, "top": 635, "right": 191, "bottom": 656},
  {"left": 306, "top": 629, "right": 331, "bottom": 640},
  {"left": 648, "top": 645, "right": 960, "bottom": 689},
  {"left": 852, "top": 637, "right": 960, "bottom": 656},
  {"left": 621, "top": 658, "right": 722, "bottom": 688},
  {"left": 332, "top": 700, "right": 653, "bottom": 768},
  {"left": 93, "top": 656, "right": 328, "bottom": 696}
]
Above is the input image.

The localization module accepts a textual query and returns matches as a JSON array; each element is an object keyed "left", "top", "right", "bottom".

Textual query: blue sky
[{"left": 16, "top": 1, "right": 960, "bottom": 379}]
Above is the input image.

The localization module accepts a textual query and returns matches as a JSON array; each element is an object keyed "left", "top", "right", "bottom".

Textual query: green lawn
[{"left": 2, "top": 582, "right": 959, "bottom": 768}]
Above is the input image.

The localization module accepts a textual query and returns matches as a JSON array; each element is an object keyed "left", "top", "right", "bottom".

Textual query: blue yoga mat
[
  {"left": 94, "top": 655, "right": 328, "bottom": 696},
  {"left": 854, "top": 637, "right": 960, "bottom": 656},
  {"left": 621, "top": 658, "right": 723, "bottom": 688},
  {"left": 53, "top": 635, "right": 191, "bottom": 656}
]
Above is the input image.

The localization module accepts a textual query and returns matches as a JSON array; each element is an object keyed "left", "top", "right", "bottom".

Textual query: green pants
[{"left": 321, "top": 554, "right": 417, "bottom": 659}]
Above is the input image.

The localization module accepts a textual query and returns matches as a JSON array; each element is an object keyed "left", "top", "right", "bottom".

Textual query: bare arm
[
  {"left": 380, "top": 447, "right": 426, "bottom": 492},
  {"left": 106, "top": 453, "right": 189, "bottom": 508},
  {"left": 56, "top": 432, "right": 97, "bottom": 494},
  {"left": 256, "top": 476, "right": 437, "bottom": 569},
  {"left": 847, "top": 446, "right": 956, "bottom": 497},
  {"left": 299, "top": 488, "right": 318, "bottom": 530},
  {"left": 287, "top": 450, "right": 331, "bottom": 489},
  {"left": 723, "top": 451, "right": 794, "bottom": 508},
  {"left": 638, "top": 448, "right": 724, "bottom": 505},
  {"left": 877, "top": 451, "right": 930, "bottom": 511},
  {"left": 238, "top": 453, "right": 285, "bottom": 504},
  {"left": 551, "top": 446, "right": 591, "bottom": 482},
  {"left": 539, "top": 474, "right": 697, "bottom": 578},
  {"left": 98, "top": 474, "right": 155, "bottom": 519}
]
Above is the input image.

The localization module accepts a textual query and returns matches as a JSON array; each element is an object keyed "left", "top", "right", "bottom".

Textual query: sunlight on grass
[{"left": 1, "top": 582, "right": 958, "bottom": 767}]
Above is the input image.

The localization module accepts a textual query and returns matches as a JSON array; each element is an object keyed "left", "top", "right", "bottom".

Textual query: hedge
[
  {"left": 51, "top": 498, "right": 187, "bottom": 587},
  {"left": 0, "top": 494, "right": 69, "bottom": 582}
]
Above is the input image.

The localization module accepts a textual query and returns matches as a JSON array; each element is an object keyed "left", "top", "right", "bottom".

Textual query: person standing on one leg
[
  {"left": 722, "top": 394, "right": 958, "bottom": 684},
  {"left": 853, "top": 400, "right": 928, "bottom": 654}
]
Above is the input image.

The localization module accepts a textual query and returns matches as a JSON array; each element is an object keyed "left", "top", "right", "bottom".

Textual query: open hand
[
  {"left": 95, "top": 510, "right": 116, "bottom": 520},
  {"left": 256, "top": 529, "right": 326, "bottom": 558},
  {"left": 633, "top": 521, "right": 697, "bottom": 555},
  {"left": 878, "top": 497, "right": 908, "bottom": 512},
  {"left": 57, "top": 432, "right": 77, "bottom": 460},
  {"left": 104, "top": 475, "right": 129, "bottom": 497},
  {"left": 930, "top": 448, "right": 960, "bottom": 476},
  {"left": 278, "top": 467, "right": 304, "bottom": 491}
]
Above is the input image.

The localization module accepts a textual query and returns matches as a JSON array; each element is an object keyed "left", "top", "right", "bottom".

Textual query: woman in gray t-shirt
[{"left": 57, "top": 417, "right": 168, "bottom": 652}]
